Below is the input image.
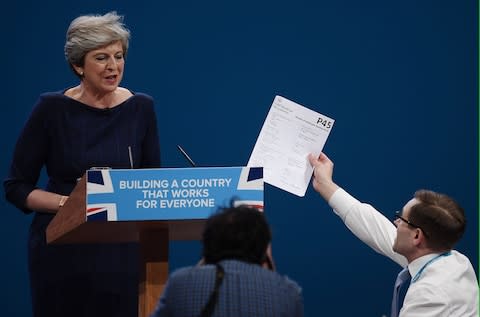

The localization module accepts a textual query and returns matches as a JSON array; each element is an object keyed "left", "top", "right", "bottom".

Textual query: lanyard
[{"left": 411, "top": 251, "right": 451, "bottom": 283}]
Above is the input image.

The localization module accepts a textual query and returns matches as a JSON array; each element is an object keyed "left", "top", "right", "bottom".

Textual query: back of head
[
  {"left": 64, "top": 11, "right": 130, "bottom": 70},
  {"left": 409, "top": 189, "right": 466, "bottom": 251},
  {"left": 202, "top": 205, "right": 271, "bottom": 265}
]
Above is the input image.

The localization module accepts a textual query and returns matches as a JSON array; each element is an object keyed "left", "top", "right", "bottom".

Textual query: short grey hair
[{"left": 64, "top": 11, "right": 130, "bottom": 70}]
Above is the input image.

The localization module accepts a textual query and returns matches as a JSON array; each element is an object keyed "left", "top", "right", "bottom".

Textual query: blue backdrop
[{"left": 2, "top": 1, "right": 477, "bottom": 316}]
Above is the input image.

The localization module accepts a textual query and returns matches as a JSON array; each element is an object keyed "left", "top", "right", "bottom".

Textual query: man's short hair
[
  {"left": 202, "top": 204, "right": 271, "bottom": 265},
  {"left": 410, "top": 189, "right": 466, "bottom": 251}
]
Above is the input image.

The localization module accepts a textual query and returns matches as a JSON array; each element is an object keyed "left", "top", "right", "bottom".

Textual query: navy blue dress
[{"left": 4, "top": 91, "right": 161, "bottom": 317}]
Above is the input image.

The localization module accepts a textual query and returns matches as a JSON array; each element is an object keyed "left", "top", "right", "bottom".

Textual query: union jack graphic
[
  {"left": 87, "top": 169, "right": 114, "bottom": 194},
  {"left": 86, "top": 203, "right": 117, "bottom": 221},
  {"left": 233, "top": 200, "right": 264, "bottom": 212},
  {"left": 235, "top": 167, "right": 264, "bottom": 211},
  {"left": 86, "top": 170, "right": 116, "bottom": 221},
  {"left": 237, "top": 167, "right": 263, "bottom": 190}
]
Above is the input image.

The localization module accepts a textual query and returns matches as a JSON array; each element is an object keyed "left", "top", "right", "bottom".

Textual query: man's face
[{"left": 392, "top": 198, "right": 420, "bottom": 256}]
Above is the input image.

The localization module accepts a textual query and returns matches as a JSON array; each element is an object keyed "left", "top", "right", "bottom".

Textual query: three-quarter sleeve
[{"left": 4, "top": 97, "right": 50, "bottom": 213}]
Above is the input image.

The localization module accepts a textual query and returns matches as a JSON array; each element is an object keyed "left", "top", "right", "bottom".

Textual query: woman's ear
[{"left": 72, "top": 64, "right": 84, "bottom": 77}]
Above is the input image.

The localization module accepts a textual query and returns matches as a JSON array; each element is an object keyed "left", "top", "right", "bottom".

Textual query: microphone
[
  {"left": 128, "top": 146, "right": 134, "bottom": 169},
  {"left": 176, "top": 145, "right": 197, "bottom": 167}
]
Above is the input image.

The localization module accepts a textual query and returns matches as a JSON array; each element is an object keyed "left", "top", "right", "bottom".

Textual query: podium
[{"left": 46, "top": 167, "right": 263, "bottom": 317}]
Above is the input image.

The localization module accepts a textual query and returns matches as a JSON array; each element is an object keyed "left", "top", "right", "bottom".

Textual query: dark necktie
[{"left": 390, "top": 267, "right": 411, "bottom": 317}]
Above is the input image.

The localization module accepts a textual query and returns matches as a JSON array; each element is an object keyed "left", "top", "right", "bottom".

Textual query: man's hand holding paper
[{"left": 247, "top": 95, "right": 335, "bottom": 197}]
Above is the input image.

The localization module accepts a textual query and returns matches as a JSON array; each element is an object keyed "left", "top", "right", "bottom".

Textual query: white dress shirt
[{"left": 329, "top": 188, "right": 479, "bottom": 317}]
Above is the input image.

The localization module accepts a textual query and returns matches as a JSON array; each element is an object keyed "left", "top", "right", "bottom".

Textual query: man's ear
[
  {"left": 261, "top": 247, "right": 275, "bottom": 271},
  {"left": 261, "top": 253, "right": 273, "bottom": 271},
  {"left": 412, "top": 228, "right": 425, "bottom": 247}
]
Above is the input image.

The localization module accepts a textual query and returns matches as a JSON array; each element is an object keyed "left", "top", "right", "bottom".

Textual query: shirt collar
[{"left": 407, "top": 253, "right": 442, "bottom": 280}]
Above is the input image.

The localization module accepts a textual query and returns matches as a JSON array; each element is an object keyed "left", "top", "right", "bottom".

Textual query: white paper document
[{"left": 247, "top": 95, "right": 335, "bottom": 197}]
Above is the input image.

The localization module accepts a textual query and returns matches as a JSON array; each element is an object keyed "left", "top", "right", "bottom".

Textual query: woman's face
[{"left": 78, "top": 40, "right": 125, "bottom": 94}]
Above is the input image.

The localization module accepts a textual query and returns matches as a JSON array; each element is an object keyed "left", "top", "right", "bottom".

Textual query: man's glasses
[{"left": 394, "top": 211, "right": 428, "bottom": 237}]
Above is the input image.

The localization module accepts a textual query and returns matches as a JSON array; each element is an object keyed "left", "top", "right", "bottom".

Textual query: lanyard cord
[{"left": 411, "top": 251, "right": 451, "bottom": 283}]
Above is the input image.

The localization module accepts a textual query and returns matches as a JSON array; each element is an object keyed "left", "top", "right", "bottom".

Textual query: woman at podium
[{"left": 4, "top": 11, "right": 161, "bottom": 317}]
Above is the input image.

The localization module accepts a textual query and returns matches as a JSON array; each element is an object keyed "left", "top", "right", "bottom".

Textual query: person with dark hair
[
  {"left": 150, "top": 205, "right": 304, "bottom": 317},
  {"left": 4, "top": 12, "right": 161, "bottom": 317},
  {"left": 309, "top": 153, "right": 478, "bottom": 317}
]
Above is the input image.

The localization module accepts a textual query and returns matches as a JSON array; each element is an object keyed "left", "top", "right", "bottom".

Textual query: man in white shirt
[{"left": 309, "top": 152, "right": 479, "bottom": 317}]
